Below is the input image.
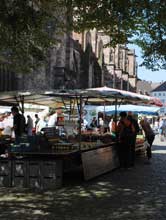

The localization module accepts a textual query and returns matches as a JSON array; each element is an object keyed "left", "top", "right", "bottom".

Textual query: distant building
[
  {"left": 151, "top": 81, "right": 166, "bottom": 115},
  {"left": 137, "top": 79, "right": 161, "bottom": 95}
]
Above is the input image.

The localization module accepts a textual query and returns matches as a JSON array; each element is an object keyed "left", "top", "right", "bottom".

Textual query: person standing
[
  {"left": 34, "top": 114, "right": 40, "bottom": 129},
  {"left": 26, "top": 115, "right": 33, "bottom": 136},
  {"left": 117, "top": 111, "right": 135, "bottom": 169},
  {"left": 90, "top": 117, "right": 98, "bottom": 129},
  {"left": 127, "top": 112, "right": 140, "bottom": 166},
  {"left": 47, "top": 111, "right": 57, "bottom": 127},
  {"left": 109, "top": 116, "right": 117, "bottom": 136},
  {"left": 140, "top": 117, "right": 155, "bottom": 160},
  {"left": 11, "top": 106, "right": 25, "bottom": 144}
]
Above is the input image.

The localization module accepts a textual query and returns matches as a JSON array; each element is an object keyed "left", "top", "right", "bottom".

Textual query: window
[{"left": 159, "top": 93, "right": 161, "bottom": 96}]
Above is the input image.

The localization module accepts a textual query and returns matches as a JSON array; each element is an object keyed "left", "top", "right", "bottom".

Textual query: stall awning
[
  {"left": 0, "top": 87, "right": 163, "bottom": 108},
  {"left": 85, "top": 86, "right": 163, "bottom": 107},
  {"left": 0, "top": 91, "right": 58, "bottom": 107},
  {"left": 90, "top": 104, "right": 160, "bottom": 116}
]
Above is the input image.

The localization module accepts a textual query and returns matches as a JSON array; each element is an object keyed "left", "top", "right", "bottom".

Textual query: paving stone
[{"left": 0, "top": 135, "right": 166, "bottom": 219}]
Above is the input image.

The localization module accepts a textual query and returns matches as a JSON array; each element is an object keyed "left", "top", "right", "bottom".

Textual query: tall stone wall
[
  {"left": 0, "top": 29, "right": 138, "bottom": 92},
  {"left": 13, "top": 32, "right": 102, "bottom": 91}
]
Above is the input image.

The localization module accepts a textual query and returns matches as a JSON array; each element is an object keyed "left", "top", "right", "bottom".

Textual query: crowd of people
[
  {"left": 88, "top": 111, "right": 156, "bottom": 169},
  {"left": 0, "top": 106, "right": 58, "bottom": 144},
  {"left": 0, "top": 105, "right": 158, "bottom": 167}
]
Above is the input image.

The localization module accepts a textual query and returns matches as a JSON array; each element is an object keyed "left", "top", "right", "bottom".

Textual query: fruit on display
[{"left": 136, "top": 134, "right": 144, "bottom": 144}]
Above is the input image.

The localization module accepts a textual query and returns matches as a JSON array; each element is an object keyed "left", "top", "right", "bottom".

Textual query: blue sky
[{"left": 129, "top": 44, "right": 166, "bottom": 83}]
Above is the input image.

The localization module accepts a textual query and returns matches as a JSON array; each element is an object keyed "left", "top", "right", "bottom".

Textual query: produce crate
[
  {"left": 27, "top": 160, "right": 63, "bottom": 189},
  {"left": 41, "top": 160, "right": 62, "bottom": 189},
  {"left": 12, "top": 159, "right": 27, "bottom": 187},
  {"left": 27, "top": 160, "right": 41, "bottom": 189},
  {"left": 0, "top": 159, "right": 12, "bottom": 187},
  {"left": 0, "top": 158, "right": 63, "bottom": 189}
]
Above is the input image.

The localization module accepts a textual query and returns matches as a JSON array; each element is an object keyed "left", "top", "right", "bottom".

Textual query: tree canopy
[
  {"left": 0, "top": 0, "right": 64, "bottom": 73},
  {"left": 67, "top": 0, "right": 166, "bottom": 71},
  {"left": 1, "top": 0, "right": 166, "bottom": 72}
]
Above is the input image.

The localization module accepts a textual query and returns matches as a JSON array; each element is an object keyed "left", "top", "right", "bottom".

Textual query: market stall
[
  {"left": 0, "top": 88, "right": 162, "bottom": 188},
  {"left": 84, "top": 103, "right": 160, "bottom": 154}
]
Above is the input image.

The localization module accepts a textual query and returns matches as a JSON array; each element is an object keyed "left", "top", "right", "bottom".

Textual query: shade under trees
[{"left": 1, "top": 0, "right": 166, "bottom": 72}]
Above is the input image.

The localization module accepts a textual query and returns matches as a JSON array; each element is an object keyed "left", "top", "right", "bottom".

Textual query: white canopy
[{"left": 0, "top": 86, "right": 163, "bottom": 108}]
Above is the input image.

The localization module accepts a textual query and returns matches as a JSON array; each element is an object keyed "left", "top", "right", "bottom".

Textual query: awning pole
[
  {"left": 115, "top": 97, "right": 118, "bottom": 134},
  {"left": 76, "top": 95, "right": 82, "bottom": 151}
]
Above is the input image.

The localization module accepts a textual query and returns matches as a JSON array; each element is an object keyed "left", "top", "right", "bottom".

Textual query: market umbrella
[{"left": 86, "top": 86, "right": 163, "bottom": 106}]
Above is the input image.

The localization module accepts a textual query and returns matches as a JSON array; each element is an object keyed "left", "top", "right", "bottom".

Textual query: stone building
[
  {"left": 0, "top": 64, "right": 17, "bottom": 92},
  {"left": 0, "top": 30, "right": 138, "bottom": 92},
  {"left": 73, "top": 30, "right": 138, "bottom": 92}
]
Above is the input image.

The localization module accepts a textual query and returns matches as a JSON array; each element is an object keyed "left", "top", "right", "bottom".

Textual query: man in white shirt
[{"left": 47, "top": 111, "right": 57, "bottom": 127}]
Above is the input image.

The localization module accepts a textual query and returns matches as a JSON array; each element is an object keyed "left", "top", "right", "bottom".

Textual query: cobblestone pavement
[{"left": 1, "top": 135, "right": 166, "bottom": 220}]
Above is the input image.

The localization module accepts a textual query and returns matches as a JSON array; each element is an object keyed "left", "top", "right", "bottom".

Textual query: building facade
[
  {"left": 151, "top": 81, "right": 166, "bottom": 115},
  {"left": 0, "top": 30, "right": 138, "bottom": 92},
  {"left": 73, "top": 30, "right": 138, "bottom": 92}
]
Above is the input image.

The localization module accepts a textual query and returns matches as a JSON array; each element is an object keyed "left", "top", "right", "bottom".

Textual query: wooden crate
[
  {"left": 41, "top": 160, "right": 63, "bottom": 189},
  {"left": 0, "top": 158, "right": 63, "bottom": 189},
  {"left": 0, "top": 159, "right": 12, "bottom": 187},
  {"left": 12, "top": 160, "right": 27, "bottom": 187},
  {"left": 27, "top": 160, "right": 41, "bottom": 189},
  {"left": 27, "top": 160, "right": 63, "bottom": 189}
]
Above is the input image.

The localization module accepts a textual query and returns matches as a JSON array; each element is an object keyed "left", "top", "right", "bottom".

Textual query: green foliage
[
  {"left": 67, "top": 0, "right": 166, "bottom": 70},
  {"left": 0, "top": 0, "right": 64, "bottom": 73},
  {"left": 1, "top": 0, "right": 166, "bottom": 72}
]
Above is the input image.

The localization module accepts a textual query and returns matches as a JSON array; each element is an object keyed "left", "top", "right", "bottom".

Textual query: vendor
[
  {"left": 109, "top": 116, "right": 117, "bottom": 136},
  {"left": 11, "top": 106, "right": 25, "bottom": 144},
  {"left": 47, "top": 110, "right": 57, "bottom": 127}
]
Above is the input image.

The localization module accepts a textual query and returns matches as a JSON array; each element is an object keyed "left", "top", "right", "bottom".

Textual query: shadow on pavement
[{"left": 0, "top": 139, "right": 166, "bottom": 219}]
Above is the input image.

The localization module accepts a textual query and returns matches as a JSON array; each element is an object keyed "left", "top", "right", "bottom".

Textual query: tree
[
  {"left": 1, "top": 0, "right": 166, "bottom": 72},
  {"left": 0, "top": 0, "right": 64, "bottom": 73},
  {"left": 63, "top": 0, "right": 166, "bottom": 71}
]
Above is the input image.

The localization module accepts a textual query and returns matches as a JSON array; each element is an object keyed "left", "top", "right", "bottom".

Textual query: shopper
[
  {"left": 140, "top": 117, "right": 155, "bottom": 160},
  {"left": 117, "top": 111, "right": 135, "bottom": 169},
  {"left": 90, "top": 117, "right": 98, "bottom": 129},
  {"left": 127, "top": 111, "right": 140, "bottom": 166},
  {"left": 26, "top": 115, "right": 33, "bottom": 136}
]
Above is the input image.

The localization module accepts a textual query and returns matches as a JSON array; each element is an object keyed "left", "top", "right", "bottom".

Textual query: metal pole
[
  {"left": 115, "top": 97, "right": 118, "bottom": 135},
  {"left": 78, "top": 95, "right": 82, "bottom": 151},
  {"left": 76, "top": 95, "right": 82, "bottom": 151}
]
